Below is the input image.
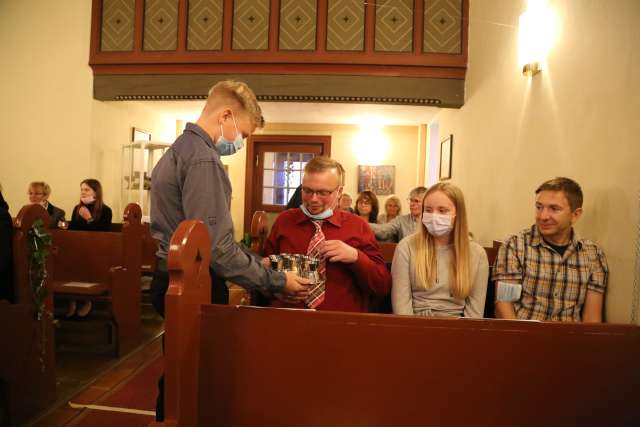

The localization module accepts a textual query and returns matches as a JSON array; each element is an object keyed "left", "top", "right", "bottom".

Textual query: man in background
[{"left": 368, "top": 186, "right": 427, "bottom": 242}]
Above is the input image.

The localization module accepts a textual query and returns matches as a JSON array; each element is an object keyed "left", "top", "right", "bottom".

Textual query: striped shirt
[{"left": 492, "top": 225, "right": 608, "bottom": 321}]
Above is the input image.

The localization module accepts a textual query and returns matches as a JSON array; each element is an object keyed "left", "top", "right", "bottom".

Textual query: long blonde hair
[{"left": 413, "top": 182, "right": 472, "bottom": 299}]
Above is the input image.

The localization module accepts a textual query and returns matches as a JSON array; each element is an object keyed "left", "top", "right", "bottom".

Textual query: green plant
[{"left": 28, "top": 218, "right": 52, "bottom": 370}]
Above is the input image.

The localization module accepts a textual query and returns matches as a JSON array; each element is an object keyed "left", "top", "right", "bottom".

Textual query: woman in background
[
  {"left": 66, "top": 178, "right": 113, "bottom": 318},
  {"left": 354, "top": 190, "right": 379, "bottom": 223},
  {"left": 68, "top": 178, "right": 112, "bottom": 232},
  {"left": 28, "top": 181, "right": 66, "bottom": 228},
  {"left": 378, "top": 195, "right": 401, "bottom": 224},
  {"left": 391, "top": 182, "right": 488, "bottom": 318}
]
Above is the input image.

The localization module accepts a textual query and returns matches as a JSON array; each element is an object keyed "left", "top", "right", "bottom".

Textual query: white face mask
[
  {"left": 300, "top": 203, "right": 333, "bottom": 220},
  {"left": 215, "top": 113, "right": 244, "bottom": 156},
  {"left": 422, "top": 212, "right": 454, "bottom": 237},
  {"left": 81, "top": 195, "right": 95, "bottom": 205}
]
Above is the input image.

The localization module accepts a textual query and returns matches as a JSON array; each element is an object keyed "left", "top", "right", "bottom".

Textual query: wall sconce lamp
[{"left": 518, "top": 0, "right": 557, "bottom": 77}]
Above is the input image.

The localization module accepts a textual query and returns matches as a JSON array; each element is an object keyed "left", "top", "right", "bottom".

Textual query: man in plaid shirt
[{"left": 493, "top": 177, "right": 608, "bottom": 322}]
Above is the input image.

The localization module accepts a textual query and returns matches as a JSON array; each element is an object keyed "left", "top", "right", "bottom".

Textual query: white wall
[
  {"left": 0, "top": 0, "right": 93, "bottom": 214},
  {"left": 432, "top": 0, "right": 640, "bottom": 323}
]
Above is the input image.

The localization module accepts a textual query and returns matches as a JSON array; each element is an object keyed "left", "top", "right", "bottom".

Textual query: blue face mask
[
  {"left": 300, "top": 203, "right": 334, "bottom": 220},
  {"left": 215, "top": 113, "right": 245, "bottom": 156}
]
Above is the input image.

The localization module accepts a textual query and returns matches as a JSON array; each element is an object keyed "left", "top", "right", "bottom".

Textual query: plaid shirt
[{"left": 492, "top": 225, "right": 608, "bottom": 321}]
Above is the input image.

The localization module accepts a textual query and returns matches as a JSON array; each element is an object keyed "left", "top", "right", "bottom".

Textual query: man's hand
[
  {"left": 282, "top": 271, "right": 311, "bottom": 300},
  {"left": 319, "top": 240, "right": 358, "bottom": 264},
  {"left": 78, "top": 206, "right": 92, "bottom": 220},
  {"left": 262, "top": 257, "right": 271, "bottom": 269}
]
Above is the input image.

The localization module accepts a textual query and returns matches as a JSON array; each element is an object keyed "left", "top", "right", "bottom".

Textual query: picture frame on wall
[
  {"left": 132, "top": 127, "right": 151, "bottom": 142},
  {"left": 357, "top": 165, "right": 395, "bottom": 195},
  {"left": 439, "top": 135, "right": 453, "bottom": 180}
]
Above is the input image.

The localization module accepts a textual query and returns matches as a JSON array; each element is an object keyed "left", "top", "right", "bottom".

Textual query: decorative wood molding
[
  {"left": 94, "top": 73, "right": 464, "bottom": 107},
  {"left": 90, "top": 0, "right": 468, "bottom": 106}
]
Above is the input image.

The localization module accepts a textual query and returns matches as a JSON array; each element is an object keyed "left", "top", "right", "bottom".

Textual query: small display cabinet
[{"left": 122, "top": 133, "right": 171, "bottom": 222}]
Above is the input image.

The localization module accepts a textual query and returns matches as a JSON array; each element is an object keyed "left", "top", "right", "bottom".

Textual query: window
[{"left": 262, "top": 152, "right": 314, "bottom": 205}]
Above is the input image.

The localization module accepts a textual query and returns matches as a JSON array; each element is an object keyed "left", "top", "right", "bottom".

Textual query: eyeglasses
[{"left": 301, "top": 186, "right": 339, "bottom": 198}]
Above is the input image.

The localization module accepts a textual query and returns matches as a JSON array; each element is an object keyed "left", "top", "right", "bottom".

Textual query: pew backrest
[
  {"left": 12, "top": 204, "right": 54, "bottom": 306},
  {"left": 49, "top": 203, "right": 143, "bottom": 284},
  {"left": 378, "top": 242, "right": 396, "bottom": 267},
  {"left": 165, "top": 220, "right": 211, "bottom": 427},
  {"left": 249, "top": 210, "right": 267, "bottom": 255}
]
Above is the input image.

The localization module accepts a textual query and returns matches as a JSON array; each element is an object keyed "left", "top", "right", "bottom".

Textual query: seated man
[
  {"left": 369, "top": 186, "right": 427, "bottom": 242},
  {"left": 265, "top": 156, "right": 391, "bottom": 312},
  {"left": 493, "top": 177, "right": 608, "bottom": 322}
]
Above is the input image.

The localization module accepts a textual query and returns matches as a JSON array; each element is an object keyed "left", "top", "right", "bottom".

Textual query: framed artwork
[
  {"left": 357, "top": 165, "right": 395, "bottom": 196},
  {"left": 439, "top": 135, "right": 453, "bottom": 180},
  {"left": 132, "top": 127, "right": 151, "bottom": 142}
]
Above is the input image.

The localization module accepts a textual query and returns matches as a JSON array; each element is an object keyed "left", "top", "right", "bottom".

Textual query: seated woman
[
  {"left": 391, "top": 182, "right": 488, "bottom": 318},
  {"left": 378, "top": 195, "right": 401, "bottom": 224},
  {"left": 354, "top": 190, "right": 379, "bottom": 223},
  {"left": 68, "top": 179, "right": 112, "bottom": 232},
  {"left": 28, "top": 181, "right": 66, "bottom": 228},
  {"left": 66, "top": 179, "right": 113, "bottom": 318}
]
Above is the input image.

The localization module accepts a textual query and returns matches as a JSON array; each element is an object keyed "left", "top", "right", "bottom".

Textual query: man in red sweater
[{"left": 265, "top": 156, "right": 391, "bottom": 312}]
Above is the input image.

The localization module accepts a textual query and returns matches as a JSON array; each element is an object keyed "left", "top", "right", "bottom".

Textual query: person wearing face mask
[
  {"left": 65, "top": 179, "right": 113, "bottom": 318},
  {"left": 68, "top": 179, "right": 112, "bottom": 232},
  {"left": 264, "top": 156, "right": 391, "bottom": 312},
  {"left": 391, "top": 182, "right": 488, "bottom": 318},
  {"left": 27, "top": 181, "right": 66, "bottom": 228},
  {"left": 150, "top": 80, "right": 311, "bottom": 422}
]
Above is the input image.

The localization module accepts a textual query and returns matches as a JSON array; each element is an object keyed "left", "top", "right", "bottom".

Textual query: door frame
[{"left": 243, "top": 135, "right": 331, "bottom": 233}]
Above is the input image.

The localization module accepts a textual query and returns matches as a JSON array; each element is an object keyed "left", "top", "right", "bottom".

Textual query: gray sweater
[
  {"left": 369, "top": 213, "right": 418, "bottom": 242},
  {"left": 391, "top": 236, "right": 489, "bottom": 318}
]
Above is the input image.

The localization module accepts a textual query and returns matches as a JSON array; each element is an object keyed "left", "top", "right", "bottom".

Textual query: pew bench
[
  {"left": 0, "top": 204, "right": 56, "bottom": 427},
  {"left": 154, "top": 220, "right": 640, "bottom": 427},
  {"left": 50, "top": 203, "right": 144, "bottom": 356}
]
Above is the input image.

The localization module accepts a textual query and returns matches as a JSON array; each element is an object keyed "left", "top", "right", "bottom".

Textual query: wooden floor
[{"left": 26, "top": 298, "right": 164, "bottom": 427}]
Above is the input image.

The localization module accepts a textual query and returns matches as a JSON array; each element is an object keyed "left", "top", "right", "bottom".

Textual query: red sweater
[{"left": 265, "top": 208, "right": 391, "bottom": 312}]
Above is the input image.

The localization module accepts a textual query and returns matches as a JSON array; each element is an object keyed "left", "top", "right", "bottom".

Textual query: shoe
[
  {"left": 65, "top": 300, "right": 77, "bottom": 318},
  {"left": 76, "top": 300, "right": 93, "bottom": 318}
]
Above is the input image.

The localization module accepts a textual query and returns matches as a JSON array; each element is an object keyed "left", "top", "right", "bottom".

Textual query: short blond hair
[
  {"left": 29, "top": 181, "right": 51, "bottom": 196},
  {"left": 303, "top": 156, "right": 345, "bottom": 186},
  {"left": 207, "top": 80, "right": 264, "bottom": 128}
]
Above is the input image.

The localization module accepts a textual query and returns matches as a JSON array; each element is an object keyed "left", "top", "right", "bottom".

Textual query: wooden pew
[
  {"left": 0, "top": 204, "right": 55, "bottom": 427},
  {"left": 50, "top": 203, "right": 144, "bottom": 356},
  {"left": 156, "top": 220, "right": 640, "bottom": 427},
  {"left": 249, "top": 210, "right": 268, "bottom": 255},
  {"left": 483, "top": 242, "right": 502, "bottom": 318},
  {"left": 378, "top": 241, "right": 397, "bottom": 267},
  {"left": 109, "top": 222, "right": 158, "bottom": 274},
  {"left": 227, "top": 211, "right": 268, "bottom": 306}
]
